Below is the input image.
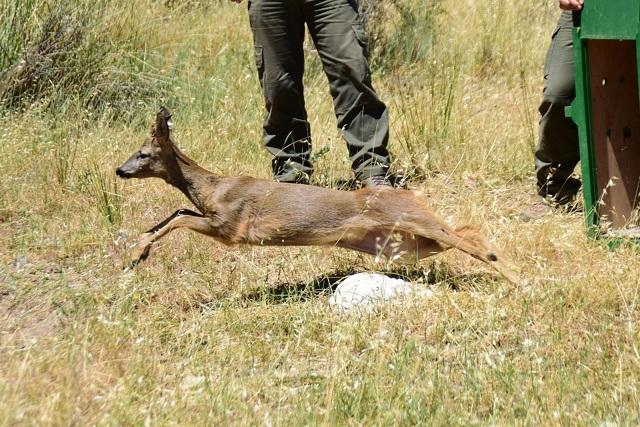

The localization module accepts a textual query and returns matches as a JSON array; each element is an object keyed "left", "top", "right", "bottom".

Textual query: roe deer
[{"left": 116, "top": 108, "right": 521, "bottom": 284}]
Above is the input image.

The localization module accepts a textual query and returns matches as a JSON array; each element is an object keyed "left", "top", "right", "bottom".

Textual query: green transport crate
[{"left": 567, "top": 0, "right": 640, "bottom": 241}]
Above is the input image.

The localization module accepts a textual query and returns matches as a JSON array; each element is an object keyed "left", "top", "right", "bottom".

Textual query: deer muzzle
[{"left": 115, "top": 166, "right": 132, "bottom": 179}]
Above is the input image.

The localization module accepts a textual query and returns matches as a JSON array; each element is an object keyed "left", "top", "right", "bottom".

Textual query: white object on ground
[{"left": 329, "top": 272, "right": 433, "bottom": 313}]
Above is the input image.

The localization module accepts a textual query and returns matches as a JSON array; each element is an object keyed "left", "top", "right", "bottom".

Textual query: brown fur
[{"left": 116, "top": 108, "right": 521, "bottom": 284}]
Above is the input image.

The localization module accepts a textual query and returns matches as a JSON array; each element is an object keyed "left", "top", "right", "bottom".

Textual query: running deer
[{"left": 116, "top": 108, "right": 521, "bottom": 284}]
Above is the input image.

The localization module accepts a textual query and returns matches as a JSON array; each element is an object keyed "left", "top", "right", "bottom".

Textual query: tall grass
[
  {"left": 2, "top": 0, "right": 640, "bottom": 425},
  {"left": 88, "top": 162, "right": 123, "bottom": 226},
  {"left": 363, "top": 0, "right": 442, "bottom": 74},
  {"left": 0, "top": 0, "right": 39, "bottom": 70}
]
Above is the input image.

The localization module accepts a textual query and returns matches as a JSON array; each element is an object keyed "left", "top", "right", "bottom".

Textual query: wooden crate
[{"left": 568, "top": 0, "right": 640, "bottom": 239}]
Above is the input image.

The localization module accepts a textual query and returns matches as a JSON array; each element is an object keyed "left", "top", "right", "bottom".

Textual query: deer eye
[{"left": 138, "top": 152, "right": 150, "bottom": 160}]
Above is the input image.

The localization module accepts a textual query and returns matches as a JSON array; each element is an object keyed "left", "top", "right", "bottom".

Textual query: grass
[{"left": 2, "top": 0, "right": 640, "bottom": 425}]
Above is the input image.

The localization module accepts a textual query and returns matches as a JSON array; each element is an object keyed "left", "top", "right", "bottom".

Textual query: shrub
[{"left": 0, "top": 0, "right": 167, "bottom": 120}]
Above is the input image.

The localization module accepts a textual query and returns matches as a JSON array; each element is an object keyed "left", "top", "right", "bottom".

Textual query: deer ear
[{"left": 154, "top": 107, "right": 173, "bottom": 140}]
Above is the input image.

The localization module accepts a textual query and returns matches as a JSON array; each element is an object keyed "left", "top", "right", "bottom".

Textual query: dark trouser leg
[
  {"left": 248, "top": 0, "right": 313, "bottom": 183},
  {"left": 535, "top": 11, "right": 581, "bottom": 199},
  {"left": 304, "top": 0, "right": 391, "bottom": 181}
]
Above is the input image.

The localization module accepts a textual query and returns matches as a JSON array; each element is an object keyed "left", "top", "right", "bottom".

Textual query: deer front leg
[{"left": 130, "top": 209, "right": 211, "bottom": 266}]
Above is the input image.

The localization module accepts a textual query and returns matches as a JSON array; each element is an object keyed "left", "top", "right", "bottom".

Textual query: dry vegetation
[{"left": 1, "top": 0, "right": 640, "bottom": 424}]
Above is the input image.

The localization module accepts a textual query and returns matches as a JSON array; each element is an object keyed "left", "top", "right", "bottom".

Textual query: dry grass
[{"left": 1, "top": 0, "right": 640, "bottom": 425}]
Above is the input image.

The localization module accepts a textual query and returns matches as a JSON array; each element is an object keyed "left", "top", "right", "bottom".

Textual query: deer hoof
[{"left": 130, "top": 240, "right": 153, "bottom": 266}]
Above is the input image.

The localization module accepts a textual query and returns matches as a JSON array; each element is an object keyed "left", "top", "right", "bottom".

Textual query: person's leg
[
  {"left": 304, "top": 0, "right": 391, "bottom": 183},
  {"left": 535, "top": 10, "right": 581, "bottom": 203},
  {"left": 248, "top": 0, "right": 313, "bottom": 183}
]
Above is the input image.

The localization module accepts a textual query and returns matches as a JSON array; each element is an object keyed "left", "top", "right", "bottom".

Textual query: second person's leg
[{"left": 535, "top": 10, "right": 581, "bottom": 204}]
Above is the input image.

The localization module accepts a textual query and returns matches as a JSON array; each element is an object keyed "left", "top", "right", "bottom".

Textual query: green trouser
[
  {"left": 535, "top": 11, "right": 581, "bottom": 196},
  {"left": 247, "top": 0, "right": 390, "bottom": 183}
]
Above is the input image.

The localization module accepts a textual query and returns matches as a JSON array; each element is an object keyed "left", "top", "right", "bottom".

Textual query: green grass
[{"left": 2, "top": 0, "right": 640, "bottom": 425}]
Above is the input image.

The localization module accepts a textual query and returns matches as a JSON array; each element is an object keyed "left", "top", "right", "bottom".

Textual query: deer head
[{"left": 116, "top": 107, "right": 177, "bottom": 180}]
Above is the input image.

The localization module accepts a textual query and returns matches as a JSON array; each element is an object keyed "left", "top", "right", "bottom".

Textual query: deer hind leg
[
  {"left": 394, "top": 235, "right": 450, "bottom": 262},
  {"left": 130, "top": 209, "right": 215, "bottom": 267},
  {"left": 395, "top": 219, "right": 521, "bottom": 284}
]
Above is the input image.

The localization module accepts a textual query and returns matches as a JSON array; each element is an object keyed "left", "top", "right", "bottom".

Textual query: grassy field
[{"left": 2, "top": 0, "right": 640, "bottom": 424}]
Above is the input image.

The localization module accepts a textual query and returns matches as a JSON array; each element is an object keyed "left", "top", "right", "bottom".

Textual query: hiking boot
[
  {"left": 361, "top": 171, "right": 409, "bottom": 189},
  {"left": 272, "top": 158, "right": 312, "bottom": 185},
  {"left": 538, "top": 176, "right": 582, "bottom": 207},
  {"left": 540, "top": 193, "right": 583, "bottom": 213},
  {"left": 362, "top": 175, "right": 393, "bottom": 188},
  {"left": 274, "top": 168, "right": 310, "bottom": 185},
  {"left": 517, "top": 176, "right": 583, "bottom": 221}
]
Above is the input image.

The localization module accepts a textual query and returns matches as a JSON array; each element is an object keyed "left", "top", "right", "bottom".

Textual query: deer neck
[{"left": 164, "top": 149, "right": 218, "bottom": 213}]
